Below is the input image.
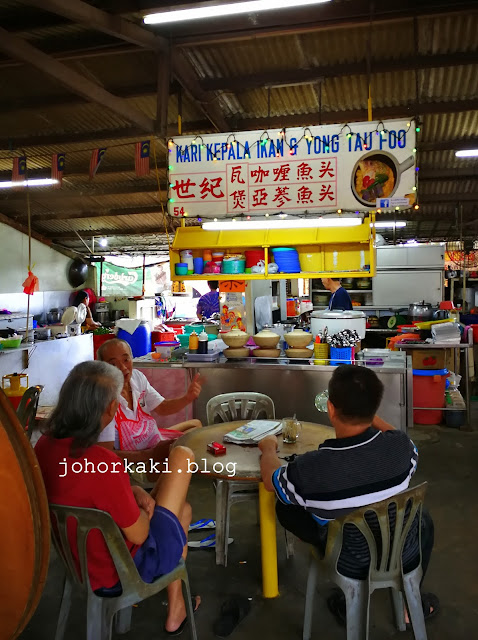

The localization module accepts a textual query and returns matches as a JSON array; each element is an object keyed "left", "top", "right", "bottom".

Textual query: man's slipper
[
  {"left": 326, "top": 589, "right": 346, "bottom": 627},
  {"left": 405, "top": 592, "right": 440, "bottom": 629},
  {"left": 213, "top": 596, "right": 251, "bottom": 638},
  {"left": 164, "top": 595, "right": 201, "bottom": 636},
  {"left": 188, "top": 534, "right": 234, "bottom": 549},
  {"left": 189, "top": 518, "right": 216, "bottom": 532}
]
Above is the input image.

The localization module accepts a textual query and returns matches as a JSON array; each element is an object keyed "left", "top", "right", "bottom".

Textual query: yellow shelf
[{"left": 170, "top": 216, "right": 376, "bottom": 281}]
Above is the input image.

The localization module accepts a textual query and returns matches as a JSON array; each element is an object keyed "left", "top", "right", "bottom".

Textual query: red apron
[{"left": 116, "top": 398, "right": 183, "bottom": 451}]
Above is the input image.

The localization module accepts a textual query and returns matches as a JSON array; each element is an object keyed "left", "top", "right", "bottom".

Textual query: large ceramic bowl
[
  {"left": 286, "top": 348, "right": 312, "bottom": 359},
  {"left": 284, "top": 329, "right": 312, "bottom": 349},
  {"left": 222, "top": 328, "right": 249, "bottom": 348},
  {"left": 253, "top": 329, "right": 280, "bottom": 348},
  {"left": 253, "top": 348, "right": 281, "bottom": 358}
]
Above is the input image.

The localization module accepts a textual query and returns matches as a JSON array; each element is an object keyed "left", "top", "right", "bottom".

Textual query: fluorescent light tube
[
  {"left": 202, "top": 217, "right": 362, "bottom": 231},
  {"left": 0, "top": 178, "right": 59, "bottom": 189},
  {"left": 374, "top": 221, "right": 407, "bottom": 229},
  {"left": 144, "top": 0, "right": 332, "bottom": 25},
  {"left": 455, "top": 149, "right": 478, "bottom": 157}
]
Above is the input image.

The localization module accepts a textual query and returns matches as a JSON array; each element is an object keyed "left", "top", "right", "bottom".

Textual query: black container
[{"left": 198, "top": 332, "right": 208, "bottom": 354}]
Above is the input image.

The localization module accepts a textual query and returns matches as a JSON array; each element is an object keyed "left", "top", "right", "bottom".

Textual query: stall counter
[{"left": 133, "top": 355, "right": 412, "bottom": 431}]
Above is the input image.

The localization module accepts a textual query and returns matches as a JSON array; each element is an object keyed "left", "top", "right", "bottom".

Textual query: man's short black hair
[
  {"left": 208, "top": 281, "right": 219, "bottom": 290},
  {"left": 328, "top": 365, "right": 384, "bottom": 424}
]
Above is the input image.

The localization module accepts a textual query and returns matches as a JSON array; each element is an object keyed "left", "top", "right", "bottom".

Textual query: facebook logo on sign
[{"left": 377, "top": 198, "right": 390, "bottom": 208}]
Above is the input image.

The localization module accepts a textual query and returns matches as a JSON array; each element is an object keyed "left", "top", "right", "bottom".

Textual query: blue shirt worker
[
  {"left": 321, "top": 277, "right": 353, "bottom": 310},
  {"left": 196, "top": 281, "right": 220, "bottom": 319}
]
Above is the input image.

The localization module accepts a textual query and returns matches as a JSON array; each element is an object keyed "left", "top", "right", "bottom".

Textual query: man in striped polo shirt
[{"left": 259, "top": 365, "right": 438, "bottom": 626}]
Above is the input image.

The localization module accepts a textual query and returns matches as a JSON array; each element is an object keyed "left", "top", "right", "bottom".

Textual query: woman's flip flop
[
  {"left": 188, "top": 534, "right": 234, "bottom": 549},
  {"left": 189, "top": 518, "right": 216, "bottom": 532}
]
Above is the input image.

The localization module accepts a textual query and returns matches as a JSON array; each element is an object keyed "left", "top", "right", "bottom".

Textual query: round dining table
[{"left": 174, "top": 420, "right": 335, "bottom": 598}]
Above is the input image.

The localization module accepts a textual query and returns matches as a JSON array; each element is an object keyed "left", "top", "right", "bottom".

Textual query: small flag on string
[
  {"left": 12, "top": 156, "right": 27, "bottom": 184},
  {"left": 22, "top": 271, "right": 39, "bottom": 295},
  {"left": 89, "top": 148, "right": 106, "bottom": 180},
  {"left": 135, "top": 140, "right": 150, "bottom": 177},
  {"left": 51, "top": 153, "right": 65, "bottom": 188}
]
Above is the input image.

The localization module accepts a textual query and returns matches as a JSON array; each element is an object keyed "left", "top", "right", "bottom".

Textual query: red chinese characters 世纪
[
  {"left": 199, "top": 177, "right": 225, "bottom": 200},
  {"left": 250, "top": 166, "right": 270, "bottom": 184},
  {"left": 230, "top": 165, "right": 245, "bottom": 184},
  {"left": 171, "top": 178, "right": 196, "bottom": 199},
  {"left": 297, "top": 162, "right": 313, "bottom": 180},
  {"left": 231, "top": 190, "right": 246, "bottom": 209},
  {"left": 297, "top": 185, "right": 313, "bottom": 204},
  {"left": 273, "top": 164, "right": 291, "bottom": 182},
  {"left": 318, "top": 183, "right": 335, "bottom": 202},
  {"left": 273, "top": 186, "right": 291, "bottom": 207},
  {"left": 252, "top": 188, "right": 268, "bottom": 207},
  {"left": 318, "top": 160, "right": 335, "bottom": 179}
]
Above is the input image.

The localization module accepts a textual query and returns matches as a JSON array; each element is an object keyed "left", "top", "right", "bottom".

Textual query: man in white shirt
[{"left": 97, "top": 339, "right": 202, "bottom": 467}]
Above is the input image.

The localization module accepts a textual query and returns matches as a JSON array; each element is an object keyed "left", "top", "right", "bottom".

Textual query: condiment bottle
[
  {"left": 188, "top": 331, "right": 199, "bottom": 353},
  {"left": 198, "top": 330, "right": 208, "bottom": 354}
]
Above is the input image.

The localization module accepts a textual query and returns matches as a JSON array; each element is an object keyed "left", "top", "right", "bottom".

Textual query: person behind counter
[
  {"left": 97, "top": 339, "right": 202, "bottom": 468},
  {"left": 259, "top": 365, "right": 438, "bottom": 628},
  {"left": 321, "top": 278, "right": 353, "bottom": 311},
  {"left": 196, "top": 281, "right": 220, "bottom": 319},
  {"left": 72, "top": 289, "right": 101, "bottom": 329},
  {"left": 34, "top": 360, "right": 200, "bottom": 634}
]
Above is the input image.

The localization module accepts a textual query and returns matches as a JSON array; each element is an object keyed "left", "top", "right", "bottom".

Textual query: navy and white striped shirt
[{"left": 272, "top": 427, "right": 418, "bottom": 525}]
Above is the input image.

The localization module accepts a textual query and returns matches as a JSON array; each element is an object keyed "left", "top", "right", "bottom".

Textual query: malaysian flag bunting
[
  {"left": 89, "top": 148, "right": 106, "bottom": 180},
  {"left": 135, "top": 140, "right": 150, "bottom": 177},
  {"left": 51, "top": 153, "right": 65, "bottom": 188},
  {"left": 12, "top": 156, "right": 27, "bottom": 184}
]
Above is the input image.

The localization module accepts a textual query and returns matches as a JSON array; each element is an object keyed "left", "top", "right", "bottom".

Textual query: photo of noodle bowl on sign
[
  {"left": 167, "top": 119, "right": 416, "bottom": 218},
  {"left": 351, "top": 150, "right": 415, "bottom": 207}
]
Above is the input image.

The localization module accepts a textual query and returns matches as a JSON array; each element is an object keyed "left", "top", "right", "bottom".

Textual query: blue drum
[{"left": 118, "top": 321, "right": 151, "bottom": 357}]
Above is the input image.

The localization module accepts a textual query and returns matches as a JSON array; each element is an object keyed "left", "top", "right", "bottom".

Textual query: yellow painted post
[
  {"left": 367, "top": 85, "right": 373, "bottom": 121},
  {"left": 258, "top": 482, "right": 279, "bottom": 598}
]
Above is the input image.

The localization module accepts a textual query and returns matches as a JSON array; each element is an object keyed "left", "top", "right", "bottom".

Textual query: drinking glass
[
  {"left": 282, "top": 417, "right": 302, "bottom": 443},
  {"left": 315, "top": 389, "right": 329, "bottom": 413}
]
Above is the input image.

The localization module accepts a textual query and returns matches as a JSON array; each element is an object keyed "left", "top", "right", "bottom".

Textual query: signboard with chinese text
[{"left": 168, "top": 120, "right": 416, "bottom": 218}]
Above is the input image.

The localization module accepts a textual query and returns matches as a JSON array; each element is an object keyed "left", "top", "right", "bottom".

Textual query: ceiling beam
[
  {"left": 232, "top": 99, "right": 478, "bottom": 130},
  {"left": 47, "top": 227, "right": 168, "bottom": 239},
  {"left": 0, "top": 121, "right": 210, "bottom": 151},
  {"left": 202, "top": 51, "right": 478, "bottom": 92},
  {"left": 17, "top": 0, "right": 161, "bottom": 51},
  {"left": 170, "top": 0, "right": 478, "bottom": 46},
  {"left": 0, "top": 163, "right": 167, "bottom": 181},
  {"left": 0, "top": 183, "right": 167, "bottom": 204},
  {"left": 15, "top": 205, "right": 165, "bottom": 223},
  {"left": 419, "top": 169, "right": 478, "bottom": 180},
  {"left": 420, "top": 137, "right": 478, "bottom": 152},
  {"left": 420, "top": 193, "right": 478, "bottom": 203},
  {"left": 19, "top": 0, "right": 228, "bottom": 132},
  {"left": 0, "top": 26, "right": 155, "bottom": 133}
]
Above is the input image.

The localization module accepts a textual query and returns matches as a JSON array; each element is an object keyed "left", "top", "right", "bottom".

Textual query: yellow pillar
[{"left": 258, "top": 482, "right": 279, "bottom": 598}]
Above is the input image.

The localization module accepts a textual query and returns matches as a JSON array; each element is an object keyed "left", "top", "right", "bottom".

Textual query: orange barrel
[
  {"left": 2, "top": 373, "right": 28, "bottom": 411},
  {"left": 413, "top": 368, "right": 448, "bottom": 424}
]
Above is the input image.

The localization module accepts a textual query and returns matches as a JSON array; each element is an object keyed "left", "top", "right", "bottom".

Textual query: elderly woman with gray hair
[{"left": 34, "top": 360, "right": 200, "bottom": 635}]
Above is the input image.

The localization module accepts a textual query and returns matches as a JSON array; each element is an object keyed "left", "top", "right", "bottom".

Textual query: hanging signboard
[
  {"left": 167, "top": 119, "right": 416, "bottom": 218},
  {"left": 97, "top": 262, "right": 172, "bottom": 297}
]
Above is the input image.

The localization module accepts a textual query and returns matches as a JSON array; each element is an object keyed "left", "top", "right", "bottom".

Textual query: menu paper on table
[{"left": 223, "top": 420, "right": 282, "bottom": 445}]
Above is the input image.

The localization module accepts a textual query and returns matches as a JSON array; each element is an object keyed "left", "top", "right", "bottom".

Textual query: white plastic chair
[
  {"left": 50, "top": 504, "right": 197, "bottom": 640},
  {"left": 303, "top": 482, "right": 428, "bottom": 640},
  {"left": 206, "top": 392, "right": 294, "bottom": 565}
]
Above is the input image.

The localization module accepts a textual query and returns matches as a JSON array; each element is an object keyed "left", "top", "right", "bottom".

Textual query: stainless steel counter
[{"left": 134, "top": 355, "right": 412, "bottom": 431}]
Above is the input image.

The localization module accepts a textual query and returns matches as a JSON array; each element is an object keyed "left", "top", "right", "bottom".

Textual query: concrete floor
[{"left": 21, "top": 420, "right": 478, "bottom": 640}]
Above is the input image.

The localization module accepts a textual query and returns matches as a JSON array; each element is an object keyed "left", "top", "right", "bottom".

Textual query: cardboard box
[{"left": 409, "top": 349, "right": 446, "bottom": 370}]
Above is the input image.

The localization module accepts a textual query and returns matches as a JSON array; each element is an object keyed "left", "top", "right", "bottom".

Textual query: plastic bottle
[
  {"left": 198, "top": 330, "right": 209, "bottom": 354},
  {"left": 188, "top": 331, "right": 199, "bottom": 353}
]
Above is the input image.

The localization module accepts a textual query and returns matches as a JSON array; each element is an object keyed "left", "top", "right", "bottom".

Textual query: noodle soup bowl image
[{"left": 351, "top": 150, "right": 415, "bottom": 207}]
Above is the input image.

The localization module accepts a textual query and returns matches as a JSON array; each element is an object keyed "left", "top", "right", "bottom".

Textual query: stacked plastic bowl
[{"left": 271, "top": 247, "right": 301, "bottom": 273}]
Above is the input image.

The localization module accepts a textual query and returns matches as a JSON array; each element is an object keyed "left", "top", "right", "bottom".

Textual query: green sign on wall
[{"left": 97, "top": 263, "right": 143, "bottom": 296}]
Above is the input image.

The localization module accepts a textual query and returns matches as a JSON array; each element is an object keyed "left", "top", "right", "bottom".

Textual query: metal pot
[
  {"left": 47, "top": 308, "right": 62, "bottom": 324},
  {"left": 110, "top": 310, "right": 124, "bottom": 322},
  {"left": 433, "top": 309, "right": 450, "bottom": 321},
  {"left": 35, "top": 327, "right": 51, "bottom": 340},
  {"left": 408, "top": 301, "right": 434, "bottom": 323},
  {"left": 95, "top": 310, "right": 110, "bottom": 324},
  {"left": 188, "top": 320, "right": 219, "bottom": 336}
]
